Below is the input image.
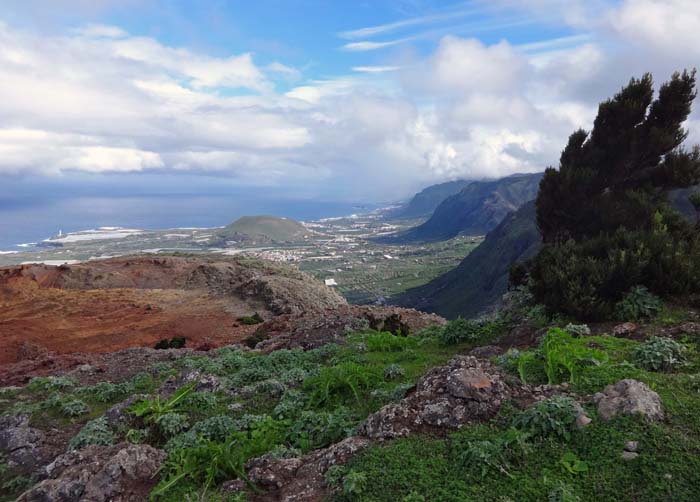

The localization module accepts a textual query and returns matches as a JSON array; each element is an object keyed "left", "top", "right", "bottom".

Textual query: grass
[
  {"left": 337, "top": 327, "right": 700, "bottom": 502},
  {"left": 6, "top": 315, "right": 700, "bottom": 501}
]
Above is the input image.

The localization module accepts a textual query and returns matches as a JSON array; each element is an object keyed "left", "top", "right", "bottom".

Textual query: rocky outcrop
[
  {"left": 17, "top": 443, "right": 166, "bottom": 502},
  {"left": 243, "top": 436, "right": 370, "bottom": 502},
  {"left": 594, "top": 379, "right": 664, "bottom": 422},
  {"left": 361, "top": 356, "right": 509, "bottom": 439},
  {"left": 252, "top": 305, "right": 445, "bottom": 352},
  {"left": 0, "top": 415, "right": 46, "bottom": 471}
]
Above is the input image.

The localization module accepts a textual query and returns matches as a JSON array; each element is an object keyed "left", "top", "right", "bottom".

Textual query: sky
[{"left": 1, "top": 0, "right": 700, "bottom": 202}]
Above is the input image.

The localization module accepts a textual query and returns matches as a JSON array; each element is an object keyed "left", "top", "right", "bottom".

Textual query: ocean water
[{"left": 0, "top": 194, "right": 376, "bottom": 251}]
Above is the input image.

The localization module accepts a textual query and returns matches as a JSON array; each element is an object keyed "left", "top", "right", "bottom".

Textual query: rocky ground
[
  {"left": 0, "top": 255, "right": 346, "bottom": 365},
  {"left": 1, "top": 258, "right": 700, "bottom": 501}
]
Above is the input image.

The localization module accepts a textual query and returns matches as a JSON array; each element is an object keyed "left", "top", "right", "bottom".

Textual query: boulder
[
  {"left": 245, "top": 436, "right": 370, "bottom": 501},
  {"left": 361, "top": 356, "right": 510, "bottom": 439},
  {"left": 17, "top": 443, "right": 166, "bottom": 502},
  {"left": 0, "top": 414, "right": 46, "bottom": 470},
  {"left": 594, "top": 379, "right": 664, "bottom": 422},
  {"left": 612, "top": 322, "right": 638, "bottom": 336}
]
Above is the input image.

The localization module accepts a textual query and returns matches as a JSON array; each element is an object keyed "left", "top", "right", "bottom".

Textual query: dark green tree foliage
[{"left": 532, "top": 71, "right": 700, "bottom": 319}]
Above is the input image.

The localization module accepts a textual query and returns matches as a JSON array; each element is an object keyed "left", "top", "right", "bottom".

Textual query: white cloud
[
  {"left": 2, "top": 0, "right": 700, "bottom": 201},
  {"left": 352, "top": 66, "right": 401, "bottom": 73}
]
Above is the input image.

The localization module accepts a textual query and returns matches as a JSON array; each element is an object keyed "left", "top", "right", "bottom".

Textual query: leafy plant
[
  {"left": 76, "top": 381, "right": 132, "bottom": 403},
  {"left": 156, "top": 413, "right": 190, "bottom": 438},
  {"left": 559, "top": 452, "right": 588, "bottom": 475},
  {"left": 27, "top": 376, "right": 75, "bottom": 393},
  {"left": 615, "top": 286, "right": 663, "bottom": 321},
  {"left": 60, "top": 398, "right": 90, "bottom": 417},
  {"left": 455, "top": 428, "right": 530, "bottom": 479},
  {"left": 541, "top": 328, "right": 607, "bottom": 384},
  {"left": 303, "top": 363, "right": 380, "bottom": 406},
  {"left": 287, "top": 407, "right": 355, "bottom": 451},
  {"left": 324, "top": 465, "right": 347, "bottom": 487},
  {"left": 633, "top": 336, "right": 687, "bottom": 371},
  {"left": 513, "top": 396, "right": 578, "bottom": 440},
  {"left": 342, "top": 470, "right": 367, "bottom": 497},
  {"left": 383, "top": 364, "right": 405, "bottom": 381},
  {"left": 69, "top": 417, "right": 114, "bottom": 450},
  {"left": 130, "top": 383, "right": 195, "bottom": 431},
  {"left": 152, "top": 417, "right": 286, "bottom": 498}
]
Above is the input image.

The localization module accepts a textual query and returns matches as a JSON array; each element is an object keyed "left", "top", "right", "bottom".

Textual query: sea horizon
[{"left": 0, "top": 193, "right": 384, "bottom": 251}]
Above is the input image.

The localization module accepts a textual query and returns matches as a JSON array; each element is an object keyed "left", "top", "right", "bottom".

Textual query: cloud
[
  {"left": 338, "top": 6, "right": 481, "bottom": 39},
  {"left": 2, "top": 0, "right": 700, "bottom": 202},
  {"left": 352, "top": 66, "right": 401, "bottom": 73}
]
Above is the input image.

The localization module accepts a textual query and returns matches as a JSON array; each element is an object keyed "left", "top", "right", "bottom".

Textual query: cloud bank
[{"left": 1, "top": 0, "right": 699, "bottom": 200}]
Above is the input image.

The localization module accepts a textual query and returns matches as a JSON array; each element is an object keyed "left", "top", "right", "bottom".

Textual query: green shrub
[
  {"left": 60, "top": 399, "right": 90, "bottom": 417},
  {"left": 238, "top": 313, "right": 264, "bottom": 325},
  {"left": 342, "top": 470, "right": 367, "bottom": 497},
  {"left": 531, "top": 229, "right": 700, "bottom": 320},
  {"left": 156, "top": 413, "right": 190, "bottom": 438},
  {"left": 403, "top": 492, "right": 426, "bottom": 502},
  {"left": 324, "top": 464, "right": 347, "bottom": 487},
  {"left": 27, "top": 376, "right": 75, "bottom": 393},
  {"left": 287, "top": 407, "right": 355, "bottom": 451},
  {"left": 438, "top": 318, "right": 480, "bottom": 345},
  {"left": 69, "top": 417, "right": 114, "bottom": 450},
  {"left": 633, "top": 336, "right": 687, "bottom": 371},
  {"left": 189, "top": 415, "right": 239, "bottom": 441},
  {"left": 512, "top": 396, "right": 578, "bottom": 440},
  {"left": 455, "top": 428, "right": 530, "bottom": 479},
  {"left": 273, "top": 389, "right": 307, "bottom": 418},
  {"left": 383, "top": 364, "right": 405, "bottom": 381},
  {"left": 615, "top": 286, "right": 663, "bottom": 321},
  {"left": 155, "top": 336, "right": 187, "bottom": 349},
  {"left": 76, "top": 381, "right": 132, "bottom": 403}
]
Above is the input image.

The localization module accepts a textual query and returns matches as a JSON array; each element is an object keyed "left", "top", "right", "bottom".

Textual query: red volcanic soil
[{"left": 0, "top": 256, "right": 344, "bottom": 366}]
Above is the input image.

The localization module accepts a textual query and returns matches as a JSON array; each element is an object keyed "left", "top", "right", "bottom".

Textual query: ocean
[{"left": 0, "top": 194, "right": 377, "bottom": 251}]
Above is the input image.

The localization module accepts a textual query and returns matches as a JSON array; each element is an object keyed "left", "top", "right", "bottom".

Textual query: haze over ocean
[{"left": 0, "top": 194, "right": 376, "bottom": 250}]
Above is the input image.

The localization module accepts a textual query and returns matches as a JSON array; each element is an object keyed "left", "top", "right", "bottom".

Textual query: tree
[
  {"left": 531, "top": 70, "right": 700, "bottom": 320},
  {"left": 537, "top": 70, "right": 700, "bottom": 243}
]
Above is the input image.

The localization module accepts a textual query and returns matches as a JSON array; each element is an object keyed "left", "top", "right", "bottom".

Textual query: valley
[{"left": 0, "top": 211, "right": 482, "bottom": 308}]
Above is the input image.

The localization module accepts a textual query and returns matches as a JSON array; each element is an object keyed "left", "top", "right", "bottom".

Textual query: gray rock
[
  {"left": 622, "top": 451, "right": 639, "bottom": 461},
  {"left": 594, "top": 379, "right": 664, "bottom": 422},
  {"left": 18, "top": 443, "right": 165, "bottom": 502},
  {"left": 245, "top": 436, "right": 370, "bottom": 501},
  {"left": 361, "top": 356, "right": 510, "bottom": 439},
  {"left": 624, "top": 440, "right": 639, "bottom": 452},
  {"left": 104, "top": 394, "right": 147, "bottom": 429},
  {"left": 0, "top": 414, "right": 45, "bottom": 470},
  {"left": 612, "top": 322, "right": 638, "bottom": 336}
]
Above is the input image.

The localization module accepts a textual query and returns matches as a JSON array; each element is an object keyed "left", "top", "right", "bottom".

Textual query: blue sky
[{"left": 1, "top": 0, "right": 698, "bottom": 201}]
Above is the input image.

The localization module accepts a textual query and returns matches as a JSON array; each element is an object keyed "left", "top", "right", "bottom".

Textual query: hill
[
  {"left": 393, "top": 200, "right": 541, "bottom": 318},
  {"left": 216, "top": 215, "right": 313, "bottom": 243},
  {"left": 391, "top": 179, "right": 471, "bottom": 219},
  {"left": 382, "top": 172, "right": 542, "bottom": 243}
]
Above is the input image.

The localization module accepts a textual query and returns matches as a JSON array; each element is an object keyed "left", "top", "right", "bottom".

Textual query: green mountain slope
[
  {"left": 393, "top": 200, "right": 541, "bottom": 318},
  {"left": 392, "top": 179, "right": 471, "bottom": 219},
  {"left": 216, "top": 215, "right": 312, "bottom": 243},
  {"left": 384, "top": 173, "right": 542, "bottom": 243}
]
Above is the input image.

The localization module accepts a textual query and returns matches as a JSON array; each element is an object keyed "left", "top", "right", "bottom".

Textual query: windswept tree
[
  {"left": 530, "top": 70, "right": 700, "bottom": 319},
  {"left": 537, "top": 70, "right": 700, "bottom": 243}
]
